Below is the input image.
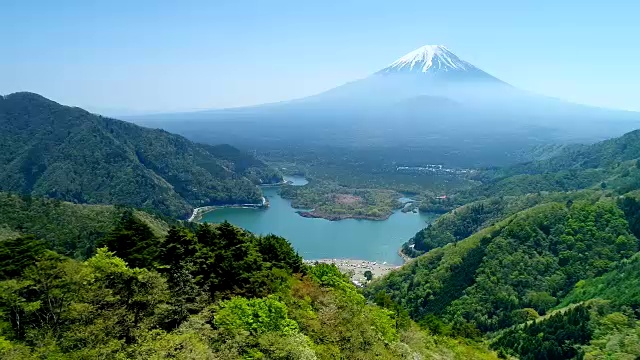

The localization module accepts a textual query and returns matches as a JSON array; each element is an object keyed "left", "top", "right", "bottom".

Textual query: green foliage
[
  {"left": 559, "top": 253, "right": 640, "bottom": 309},
  {"left": 0, "top": 192, "right": 170, "bottom": 258},
  {"left": 492, "top": 304, "right": 592, "bottom": 360},
  {"left": 257, "top": 234, "right": 306, "bottom": 274},
  {"left": 524, "top": 291, "right": 558, "bottom": 315},
  {"left": 493, "top": 301, "right": 640, "bottom": 360},
  {"left": 308, "top": 263, "right": 365, "bottom": 306},
  {"left": 0, "top": 220, "right": 499, "bottom": 359},
  {"left": 476, "top": 169, "right": 609, "bottom": 199},
  {"left": 280, "top": 181, "right": 403, "bottom": 220},
  {"left": 373, "top": 291, "right": 412, "bottom": 331},
  {"left": 618, "top": 194, "right": 640, "bottom": 239},
  {"left": 510, "top": 308, "right": 540, "bottom": 323},
  {"left": 410, "top": 197, "right": 511, "bottom": 253},
  {"left": 0, "top": 92, "right": 277, "bottom": 218},
  {"left": 370, "top": 200, "right": 638, "bottom": 333},
  {"left": 447, "top": 201, "right": 635, "bottom": 331},
  {"left": 406, "top": 190, "right": 604, "bottom": 257},
  {"left": 582, "top": 311, "right": 640, "bottom": 359},
  {"left": 201, "top": 143, "right": 283, "bottom": 185},
  {"left": 363, "top": 270, "right": 373, "bottom": 281},
  {"left": 214, "top": 296, "right": 298, "bottom": 336},
  {"left": 0, "top": 235, "right": 47, "bottom": 280},
  {"left": 97, "top": 210, "right": 161, "bottom": 269}
]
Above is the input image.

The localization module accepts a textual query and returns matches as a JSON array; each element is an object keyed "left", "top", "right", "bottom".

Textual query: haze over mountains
[
  {"left": 4, "top": 49, "right": 640, "bottom": 360},
  {"left": 130, "top": 45, "right": 640, "bottom": 167}
]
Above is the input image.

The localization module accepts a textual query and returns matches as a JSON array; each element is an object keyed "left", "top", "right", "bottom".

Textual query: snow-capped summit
[{"left": 378, "top": 45, "right": 477, "bottom": 74}]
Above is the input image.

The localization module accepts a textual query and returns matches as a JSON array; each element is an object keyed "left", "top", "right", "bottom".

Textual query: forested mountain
[
  {"left": 492, "top": 244, "right": 640, "bottom": 359},
  {"left": 368, "top": 195, "right": 640, "bottom": 357},
  {"left": 0, "top": 92, "right": 282, "bottom": 218},
  {"left": 131, "top": 46, "right": 640, "bottom": 169},
  {"left": 201, "top": 143, "right": 283, "bottom": 185},
  {"left": 410, "top": 127, "right": 640, "bottom": 219},
  {"left": 369, "top": 199, "right": 637, "bottom": 327},
  {"left": 4, "top": 93, "right": 640, "bottom": 358},
  {"left": 507, "top": 128, "right": 640, "bottom": 174},
  {"left": 0, "top": 213, "right": 500, "bottom": 359},
  {"left": 369, "top": 128, "right": 640, "bottom": 358}
]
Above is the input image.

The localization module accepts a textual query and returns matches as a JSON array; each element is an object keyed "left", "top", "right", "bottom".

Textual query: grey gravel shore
[{"left": 304, "top": 258, "right": 400, "bottom": 285}]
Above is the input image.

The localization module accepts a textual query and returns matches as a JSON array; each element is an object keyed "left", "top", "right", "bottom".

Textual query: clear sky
[{"left": 2, "top": 0, "right": 639, "bottom": 114}]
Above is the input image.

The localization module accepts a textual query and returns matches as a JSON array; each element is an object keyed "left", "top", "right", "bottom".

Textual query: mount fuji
[{"left": 129, "top": 45, "right": 640, "bottom": 167}]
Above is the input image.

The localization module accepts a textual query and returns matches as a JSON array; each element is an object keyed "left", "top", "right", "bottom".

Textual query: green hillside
[
  {"left": 0, "top": 92, "right": 281, "bottom": 218},
  {"left": 404, "top": 190, "right": 605, "bottom": 257},
  {"left": 201, "top": 143, "right": 283, "bottom": 185},
  {"left": 370, "top": 127, "right": 640, "bottom": 359},
  {"left": 0, "top": 192, "right": 170, "bottom": 258},
  {"left": 492, "top": 254, "right": 640, "bottom": 360},
  {"left": 367, "top": 198, "right": 638, "bottom": 328},
  {"left": 559, "top": 252, "right": 640, "bottom": 309},
  {"left": 417, "top": 128, "right": 640, "bottom": 216},
  {"left": 0, "top": 218, "right": 499, "bottom": 359}
]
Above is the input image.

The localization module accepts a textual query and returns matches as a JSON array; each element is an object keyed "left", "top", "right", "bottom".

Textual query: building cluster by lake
[{"left": 396, "top": 164, "right": 473, "bottom": 175}]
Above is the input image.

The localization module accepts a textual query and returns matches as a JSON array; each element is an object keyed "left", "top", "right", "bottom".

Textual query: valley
[
  {"left": 4, "top": 88, "right": 640, "bottom": 358},
  {"left": 2, "top": 26, "right": 640, "bottom": 358}
]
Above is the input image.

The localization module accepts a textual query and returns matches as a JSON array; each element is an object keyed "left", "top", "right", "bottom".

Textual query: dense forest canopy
[
  {"left": 0, "top": 216, "right": 500, "bottom": 359},
  {"left": 0, "top": 192, "right": 171, "bottom": 259},
  {"left": 0, "top": 92, "right": 282, "bottom": 218},
  {"left": 368, "top": 126, "right": 640, "bottom": 359},
  {"left": 3, "top": 91, "right": 640, "bottom": 358}
]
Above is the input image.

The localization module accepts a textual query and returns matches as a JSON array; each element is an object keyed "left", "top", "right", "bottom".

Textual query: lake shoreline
[
  {"left": 189, "top": 197, "right": 267, "bottom": 222},
  {"left": 259, "top": 180, "right": 290, "bottom": 187},
  {"left": 397, "top": 247, "right": 412, "bottom": 263},
  {"left": 303, "top": 258, "right": 400, "bottom": 284},
  {"left": 199, "top": 181, "right": 435, "bottom": 265},
  {"left": 296, "top": 210, "right": 391, "bottom": 221}
]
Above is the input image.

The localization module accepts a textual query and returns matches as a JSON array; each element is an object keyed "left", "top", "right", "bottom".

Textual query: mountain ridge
[
  {"left": 128, "top": 46, "right": 640, "bottom": 168},
  {"left": 0, "top": 92, "right": 281, "bottom": 218}
]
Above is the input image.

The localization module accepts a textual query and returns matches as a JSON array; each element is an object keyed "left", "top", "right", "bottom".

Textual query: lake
[{"left": 200, "top": 176, "right": 435, "bottom": 264}]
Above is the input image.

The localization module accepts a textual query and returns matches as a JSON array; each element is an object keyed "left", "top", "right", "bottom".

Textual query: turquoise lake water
[{"left": 200, "top": 176, "right": 434, "bottom": 264}]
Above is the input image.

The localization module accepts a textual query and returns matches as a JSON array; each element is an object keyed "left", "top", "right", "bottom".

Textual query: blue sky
[{"left": 2, "top": 0, "right": 639, "bottom": 114}]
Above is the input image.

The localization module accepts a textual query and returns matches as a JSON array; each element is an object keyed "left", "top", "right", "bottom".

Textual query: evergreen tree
[{"left": 98, "top": 210, "right": 160, "bottom": 268}]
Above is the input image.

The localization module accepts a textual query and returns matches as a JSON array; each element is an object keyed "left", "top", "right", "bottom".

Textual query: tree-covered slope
[
  {"left": 404, "top": 190, "right": 606, "bottom": 257},
  {"left": 367, "top": 199, "right": 638, "bottom": 333},
  {"left": 0, "top": 192, "right": 170, "bottom": 258},
  {"left": 0, "top": 92, "right": 280, "bottom": 218},
  {"left": 469, "top": 128, "right": 640, "bottom": 200},
  {"left": 492, "top": 279, "right": 640, "bottom": 360},
  {"left": 373, "top": 128, "right": 640, "bottom": 358},
  {"left": 0, "top": 218, "right": 500, "bottom": 359},
  {"left": 201, "top": 143, "right": 283, "bottom": 185},
  {"left": 411, "top": 127, "right": 640, "bottom": 256},
  {"left": 427, "top": 127, "right": 640, "bottom": 210},
  {"left": 559, "top": 252, "right": 640, "bottom": 310},
  {"left": 510, "top": 128, "right": 640, "bottom": 174}
]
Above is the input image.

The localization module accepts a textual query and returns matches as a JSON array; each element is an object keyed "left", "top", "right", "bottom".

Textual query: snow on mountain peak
[{"left": 380, "top": 45, "right": 476, "bottom": 73}]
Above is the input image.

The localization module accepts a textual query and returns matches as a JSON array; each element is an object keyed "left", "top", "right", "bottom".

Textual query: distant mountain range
[
  {"left": 129, "top": 45, "right": 640, "bottom": 167},
  {"left": 0, "top": 92, "right": 282, "bottom": 218}
]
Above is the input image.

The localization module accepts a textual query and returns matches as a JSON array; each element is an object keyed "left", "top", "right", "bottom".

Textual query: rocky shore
[
  {"left": 397, "top": 248, "right": 413, "bottom": 263},
  {"left": 304, "top": 258, "right": 400, "bottom": 284},
  {"left": 188, "top": 206, "right": 216, "bottom": 222}
]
